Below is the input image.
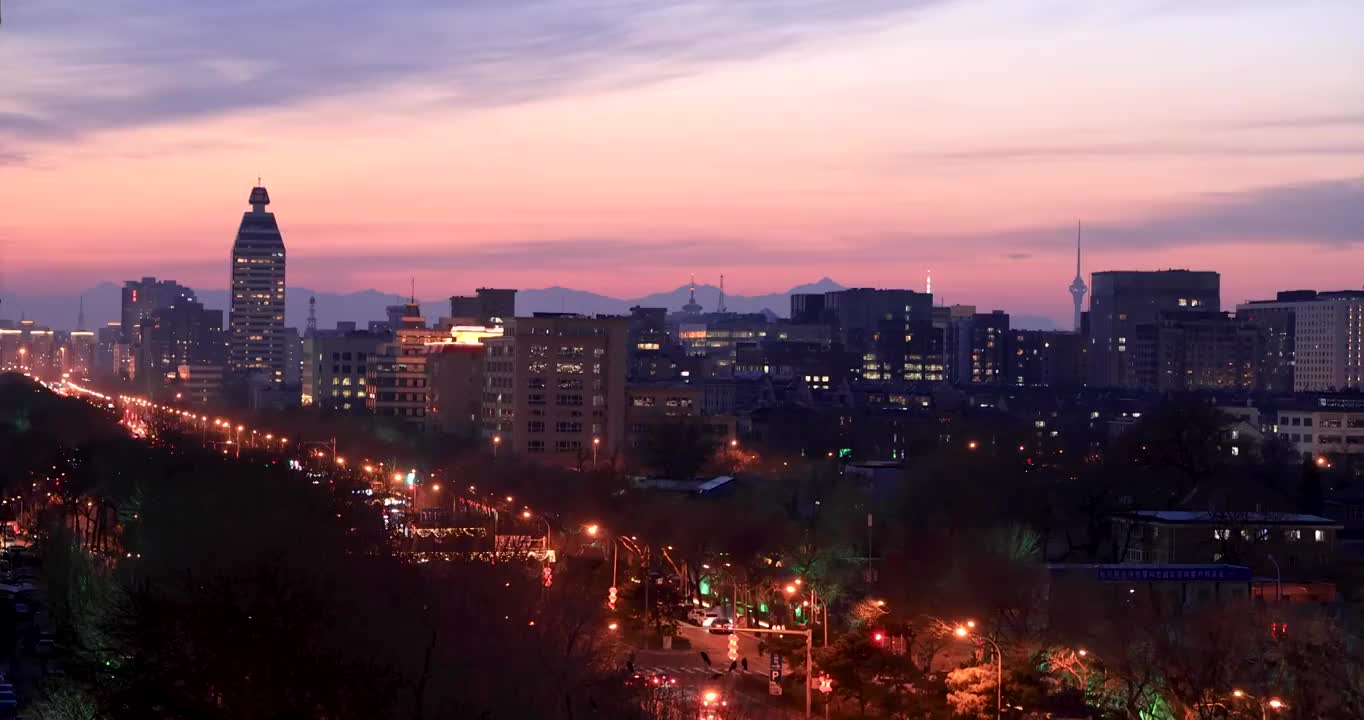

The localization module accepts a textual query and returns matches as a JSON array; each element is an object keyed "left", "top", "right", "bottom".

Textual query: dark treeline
[{"left": 2, "top": 374, "right": 632, "bottom": 719}]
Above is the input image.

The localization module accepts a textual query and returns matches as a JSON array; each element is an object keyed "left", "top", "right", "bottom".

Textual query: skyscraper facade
[
  {"left": 822, "top": 288, "right": 940, "bottom": 382},
  {"left": 228, "top": 185, "right": 287, "bottom": 384},
  {"left": 121, "top": 277, "right": 195, "bottom": 344},
  {"left": 1087, "top": 270, "right": 1220, "bottom": 388},
  {"left": 1237, "top": 290, "right": 1364, "bottom": 392},
  {"left": 449, "top": 288, "right": 517, "bottom": 326},
  {"left": 481, "top": 314, "right": 630, "bottom": 464}
]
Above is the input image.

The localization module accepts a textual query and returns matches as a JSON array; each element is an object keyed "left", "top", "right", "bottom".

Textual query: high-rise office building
[
  {"left": 367, "top": 302, "right": 444, "bottom": 430},
  {"left": 820, "top": 288, "right": 940, "bottom": 382},
  {"left": 449, "top": 288, "right": 516, "bottom": 326},
  {"left": 1234, "top": 291, "right": 1310, "bottom": 393},
  {"left": 1088, "top": 270, "right": 1220, "bottom": 388},
  {"left": 135, "top": 299, "right": 225, "bottom": 390},
  {"left": 95, "top": 322, "right": 123, "bottom": 379},
  {"left": 65, "top": 330, "right": 97, "bottom": 379},
  {"left": 1131, "top": 311, "right": 1262, "bottom": 391},
  {"left": 302, "top": 322, "right": 390, "bottom": 412},
  {"left": 227, "top": 184, "right": 287, "bottom": 384},
  {"left": 1009, "top": 330, "right": 1085, "bottom": 387},
  {"left": 121, "top": 277, "right": 195, "bottom": 344},
  {"left": 426, "top": 326, "right": 503, "bottom": 438},
  {"left": 1237, "top": 290, "right": 1364, "bottom": 392},
  {"left": 481, "top": 314, "right": 629, "bottom": 464},
  {"left": 945, "top": 310, "right": 1009, "bottom": 385}
]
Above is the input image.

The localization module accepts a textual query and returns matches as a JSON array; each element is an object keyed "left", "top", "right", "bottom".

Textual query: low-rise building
[
  {"left": 1111, "top": 510, "right": 1341, "bottom": 581},
  {"left": 1269, "top": 405, "right": 1364, "bottom": 463}
]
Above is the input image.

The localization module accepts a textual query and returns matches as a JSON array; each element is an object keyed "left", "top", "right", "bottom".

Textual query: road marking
[{"left": 636, "top": 666, "right": 757, "bottom": 675}]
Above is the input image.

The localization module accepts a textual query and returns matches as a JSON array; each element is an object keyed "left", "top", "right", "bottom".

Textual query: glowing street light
[
  {"left": 954, "top": 623, "right": 1002, "bottom": 720},
  {"left": 586, "top": 524, "right": 600, "bottom": 537}
]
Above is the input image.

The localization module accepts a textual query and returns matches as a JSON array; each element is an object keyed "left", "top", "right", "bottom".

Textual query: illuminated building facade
[
  {"left": 367, "top": 303, "right": 444, "bottom": 430},
  {"left": 301, "top": 323, "right": 390, "bottom": 412},
  {"left": 1088, "top": 271, "right": 1220, "bottom": 388},
  {"left": 427, "top": 325, "right": 503, "bottom": 437},
  {"left": 228, "top": 184, "right": 287, "bottom": 384},
  {"left": 481, "top": 314, "right": 629, "bottom": 464}
]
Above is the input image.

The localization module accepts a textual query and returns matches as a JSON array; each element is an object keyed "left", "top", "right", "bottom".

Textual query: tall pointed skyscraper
[
  {"left": 1068, "top": 221, "right": 1087, "bottom": 332},
  {"left": 228, "top": 183, "right": 287, "bottom": 383}
]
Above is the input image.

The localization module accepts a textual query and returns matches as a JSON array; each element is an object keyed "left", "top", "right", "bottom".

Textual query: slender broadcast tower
[{"left": 1068, "top": 222, "right": 1087, "bottom": 332}]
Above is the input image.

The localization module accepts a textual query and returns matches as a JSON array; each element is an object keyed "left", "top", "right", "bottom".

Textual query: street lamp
[
  {"left": 592, "top": 436, "right": 600, "bottom": 466},
  {"left": 1231, "top": 690, "right": 1287, "bottom": 720},
  {"left": 954, "top": 623, "right": 1002, "bottom": 720},
  {"left": 493, "top": 434, "right": 502, "bottom": 458}
]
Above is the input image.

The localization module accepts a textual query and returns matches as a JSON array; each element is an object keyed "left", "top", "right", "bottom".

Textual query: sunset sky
[{"left": 2, "top": 0, "right": 1362, "bottom": 325}]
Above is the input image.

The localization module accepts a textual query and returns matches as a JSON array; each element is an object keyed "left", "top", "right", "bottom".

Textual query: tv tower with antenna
[
  {"left": 716, "top": 274, "right": 727, "bottom": 313},
  {"left": 1069, "top": 221, "right": 1087, "bottom": 332},
  {"left": 681, "top": 274, "right": 703, "bottom": 316}
]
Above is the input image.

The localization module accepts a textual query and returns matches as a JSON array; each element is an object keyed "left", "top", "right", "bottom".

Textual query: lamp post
[
  {"left": 522, "top": 509, "right": 552, "bottom": 553},
  {"left": 592, "top": 436, "right": 600, "bottom": 467},
  {"left": 493, "top": 434, "right": 502, "bottom": 459},
  {"left": 955, "top": 624, "right": 1002, "bottom": 720},
  {"left": 784, "top": 580, "right": 827, "bottom": 646},
  {"left": 1232, "top": 689, "right": 1286, "bottom": 720}
]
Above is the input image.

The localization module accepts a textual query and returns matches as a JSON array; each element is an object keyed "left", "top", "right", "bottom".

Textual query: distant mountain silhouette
[{"left": 1, "top": 278, "right": 852, "bottom": 330}]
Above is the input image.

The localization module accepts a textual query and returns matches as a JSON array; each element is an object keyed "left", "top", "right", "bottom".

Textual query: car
[
  {"left": 707, "top": 619, "right": 733, "bottom": 635},
  {"left": 698, "top": 688, "right": 729, "bottom": 720},
  {"left": 698, "top": 611, "right": 727, "bottom": 627},
  {"left": 625, "top": 672, "right": 679, "bottom": 689}
]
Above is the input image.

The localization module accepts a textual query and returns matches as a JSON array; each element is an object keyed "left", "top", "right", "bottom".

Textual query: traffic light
[
  {"left": 542, "top": 566, "right": 553, "bottom": 588},
  {"left": 727, "top": 633, "right": 739, "bottom": 661},
  {"left": 872, "top": 631, "right": 885, "bottom": 645},
  {"left": 819, "top": 675, "right": 833, "bottom": 694},
  {"left": 608, "top": 586, "right": 618, "bottom": 610}
]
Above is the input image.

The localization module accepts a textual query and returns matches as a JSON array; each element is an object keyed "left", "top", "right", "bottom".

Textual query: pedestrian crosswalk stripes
[{"left": 635, "top": 666, "right": 758, "bottom": 675}]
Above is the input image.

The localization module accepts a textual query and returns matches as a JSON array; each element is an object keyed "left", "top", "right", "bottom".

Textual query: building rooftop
[{"left": 1119, "top": 510, "right": 1341, "bottom": 526}]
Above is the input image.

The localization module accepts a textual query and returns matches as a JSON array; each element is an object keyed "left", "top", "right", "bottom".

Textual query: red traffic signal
[
  {"left": 542, "top": 566, "right": 553, "bottom": 587},
  {"left": 607, "top": 586, "right": 618, "bottom": 610},
  {"left": 872, "top": 631, "right": 885, "bottom": 644}
]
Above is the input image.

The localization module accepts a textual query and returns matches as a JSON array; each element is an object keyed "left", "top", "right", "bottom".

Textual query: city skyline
[{"left": 2, "top": 0, "right": 1362, "bottom": 325}]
